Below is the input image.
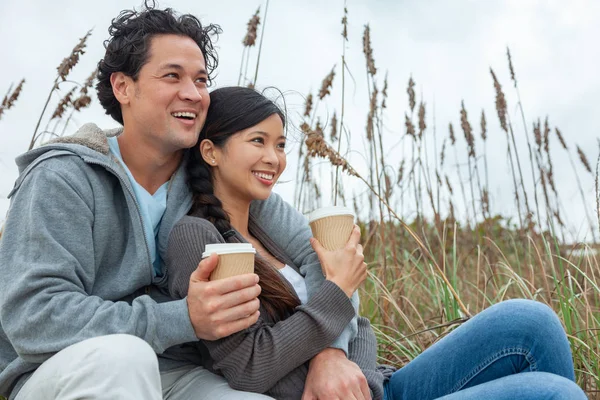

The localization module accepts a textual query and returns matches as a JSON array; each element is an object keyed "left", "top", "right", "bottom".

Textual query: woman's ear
[{"left": 200, "top": 139, "right": 218, "bottom": 166}]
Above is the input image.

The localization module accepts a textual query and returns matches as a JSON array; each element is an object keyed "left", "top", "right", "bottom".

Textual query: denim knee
[{"left": 487, "top": 299, "right": 564, "bottom": 339}]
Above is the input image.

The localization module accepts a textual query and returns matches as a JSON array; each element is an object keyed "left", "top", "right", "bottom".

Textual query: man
[{"left": 0, "top": 3, "right": 368, "bottom": 400}]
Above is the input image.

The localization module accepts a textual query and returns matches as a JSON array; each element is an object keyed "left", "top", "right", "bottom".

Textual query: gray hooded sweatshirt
[{"left": 0, "top": 123, "right": 357, "bottom": 399}]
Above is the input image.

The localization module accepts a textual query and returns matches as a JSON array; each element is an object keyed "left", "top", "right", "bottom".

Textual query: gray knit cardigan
[{"left": 166, "top": 214, "right": 390, "bottom": 400}]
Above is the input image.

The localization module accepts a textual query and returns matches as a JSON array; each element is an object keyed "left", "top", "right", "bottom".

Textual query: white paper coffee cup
[
  {"left": 308, "top": 206, "right": 355, "bottom": 251},
  {"left": 202, "top": 243, "right": 256, "bottom": 280}
]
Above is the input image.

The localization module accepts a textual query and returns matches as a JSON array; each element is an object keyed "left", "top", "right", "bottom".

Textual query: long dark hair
[
  {"left": 187, "top": 86, "right": 299, "bottom": 321},
  {"left": 96, "top": 0, "right": 221, "bottom": 124}
]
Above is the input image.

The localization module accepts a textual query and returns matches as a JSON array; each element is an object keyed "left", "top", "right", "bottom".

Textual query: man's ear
[
  {"left": 110, "top": 72, "right": 133, "bottom": 105},
  {"left": 200, "top": 139, "right": 218, "bottom": 166}
]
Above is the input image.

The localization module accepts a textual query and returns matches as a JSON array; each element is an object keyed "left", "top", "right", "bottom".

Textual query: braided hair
[{"left": 187, "top": 87, "right": 300, "bottom": 321}]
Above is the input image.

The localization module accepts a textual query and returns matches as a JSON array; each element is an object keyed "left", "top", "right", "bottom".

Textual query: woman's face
[{"left": 208, "top": 113, "right": 286, "bottom": 203}]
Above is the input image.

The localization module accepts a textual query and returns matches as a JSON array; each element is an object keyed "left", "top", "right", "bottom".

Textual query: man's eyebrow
[{"left": 158, "top": 64, "right": 208, "bottom": 75}]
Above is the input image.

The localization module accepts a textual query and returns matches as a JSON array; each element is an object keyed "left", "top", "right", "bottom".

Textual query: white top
[{"left": 279, "top": 265, "right": 308, "bottom": 304}]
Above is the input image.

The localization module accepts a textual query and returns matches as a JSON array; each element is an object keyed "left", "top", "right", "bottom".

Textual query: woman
[{"left": 166, "top": 87, "right": 586, "bottom": 400}]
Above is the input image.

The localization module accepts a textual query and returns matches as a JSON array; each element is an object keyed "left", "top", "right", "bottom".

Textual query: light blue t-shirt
[{"left": 108, "top": 137, "right": 168, "bottom": 277}]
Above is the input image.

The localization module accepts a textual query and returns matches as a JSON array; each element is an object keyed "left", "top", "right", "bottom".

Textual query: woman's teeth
[{"left": 253, "top": 172, "right": 274, "bottom": 180}]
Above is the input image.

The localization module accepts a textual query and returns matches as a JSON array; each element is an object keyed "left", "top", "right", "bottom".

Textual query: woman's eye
[
  {"left": 277, "top": 142, "right": 286, "bottom": 149},
  {"left": 251, "top": 137, "right": 264, "bottom": 144}
]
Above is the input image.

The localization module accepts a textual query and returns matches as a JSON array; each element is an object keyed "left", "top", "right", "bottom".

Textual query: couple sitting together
[{"left": 0, "top": 3, "right": 586, "bottom": 400}]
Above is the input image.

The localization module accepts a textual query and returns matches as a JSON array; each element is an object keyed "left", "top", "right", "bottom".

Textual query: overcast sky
[{"left": 1, "top": 0, "right": 598, "bottom": 242}]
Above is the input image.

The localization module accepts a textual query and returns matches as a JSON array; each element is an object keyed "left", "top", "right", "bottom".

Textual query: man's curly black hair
[{"left": 96, "top": 0, "right": 221, "bottom": 125}]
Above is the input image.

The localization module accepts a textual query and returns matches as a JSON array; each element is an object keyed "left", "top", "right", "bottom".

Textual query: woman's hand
[{"left": 310, "top": 225, "right": 367, "bottom": 297}]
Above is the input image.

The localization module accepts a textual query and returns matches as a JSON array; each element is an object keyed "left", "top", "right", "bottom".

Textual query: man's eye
[
  {"left": 196, "top": 77, "right": 208, "bottom": 85},
  {"left": 165, "top": 73, "right": 178, "bottom": 78}
]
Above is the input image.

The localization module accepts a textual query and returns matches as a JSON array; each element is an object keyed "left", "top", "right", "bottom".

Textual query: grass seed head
[
  {"left": 407, "top": 76, "right": 416, "bottom": 113},
  {"left": 318, "top": 67, "right": 336, "bottom": 100},
  {"left": 51, "top": 87, "right": 76, "bottom": 120},
  {"left": 577, "top": 146, "right": 593, "bottom": 174},
  {"left": 304, "top": 93, "right": 313, "bottom": 117},
  {"left": 330, "top": 112, "right": 338, "bottom": 142},
  {"left": 507, "top": 47, "right": 516, "bottom": 87},
  {"left": 555, "top": 127, "right": 568, "bottom": 150},
  {"left": 405, "top": 113, "right": 416, "bottom": 138},
  {"left": 448, "top": 122, "right": 456, "bottom": 145},
  {"left": 543, "top": 117, "right": 550, "bottom": 155},
  {"left": 362, "top": 25, "right": 377, "bottom": 76},
  {"left": 533, "top": 119, "right": 542, "bottom": 150},
  {"left": 460, "top": 101, "right": 475, "bottom": 157},
  {"left": 445, "top": 175, "right": 454, "bottom": 195},
  {"left": 341, "top": 7, "right": 348, "bottom": 40},
  {"left": 480, "top": 110, "right": 487, "bottom": 141},
  {"left": 57, "top": 30, "right": 92, "bottom": 81},
  {"left": 0, "top": 79, "right": 25, "bottom": 120},
  {"left": 418, "top": 102, "right": 426, "bottom": 138},
  {"left": 243, "top": 8, "right": 260, "bottom": 47},
  {"left": 490, "top": 68, "right": 508, "bottom": 132}
]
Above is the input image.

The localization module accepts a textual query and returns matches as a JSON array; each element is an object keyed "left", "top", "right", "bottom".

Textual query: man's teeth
[
  {"left": 172, "top": 112, "right": 197, "bottom": 119},
  {"left": 253, "top": 172, "right": 274, "bottom": 180}
]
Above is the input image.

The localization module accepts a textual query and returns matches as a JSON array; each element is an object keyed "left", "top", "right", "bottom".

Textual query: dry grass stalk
[
  {"left": 330, "top": 112, "right": 338, "bottom": 142},
  {"left": 0, "top": 79, "right": 25, "bottom": 120},
  {"left": 362, "top": 24, "right": 377, "bottom": 76},
  {"left": 578, "top": 146, "right": 593, "bottom": 174},
  {"left": 366, "top": 85, "right": 378, "bottom": 141},
  {"left": 384, "top": 173, "right": 393, "bottom": 200},
  {"left": 51, "top": 87, "right": 76, "bottom": 120},
  {"left": 407, "top": 77, "right": 416, "bottom": 113},
  {"left": 304, "top": 94, "right": 313, "bottom": 118},
  {"left": 543, "top": 117, "right": 550, "bottom": 155},
  {"left": 243, "top": 8, "right": 261, "bottom": 47},
  {"left": 445, "top": 175, "right": 454, "bottom": 195},
  {"left": 381, "top": 73, "right": 388, "bottom": 109},
  {"left": 305, "top": 128, "right": 358, "bottom": 178},
  {"left": 490, "top": 68, "right": 508, "bottom": 132},
  {"left": 482, "top": 188, "right": 490, "bottom": 216},
  {"left": 318, "top": 67, "right": 336, "bottom": 100},
  {"left": 507, "top": 47, "right": 516, "bottom": 87},
  {"left": 397, "top": 160, "right": 405, "bottom": 185},
  {"left": 418, "top": 102, "right": 426, "bottom": 138},
  {"left": 341, "top": 7, "right": 348, "bottom": 40},
  {"left": 57, "top": 30, "right": 92, "bottom": 81},
  {"left": 440, "top": 139, "right": 447, "bottom": 168},
  {"left": 460, "top": 101, "right": 475, "bottom": 158},
  {"left": 533, "top": 119, "right": 542, "bottom": 150},
  {"left": 448, "top": 122, "right": 456, "bottom": 145},
  {"left": 405, "top": 114, "right": 416, "bottom": 137},
  {"left": 556, "top": 128, "right": 568, "bottom": 150},
  {"left": 72, "top": 68, "right": 97, "bottom": 111},
  {"left": 480, "top": 110, "right": 487, "bottom": 141}
]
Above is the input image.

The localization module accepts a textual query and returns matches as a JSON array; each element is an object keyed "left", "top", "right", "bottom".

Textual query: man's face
[{"left": 121, "top": 34, "right": 210, "bottom": 153}]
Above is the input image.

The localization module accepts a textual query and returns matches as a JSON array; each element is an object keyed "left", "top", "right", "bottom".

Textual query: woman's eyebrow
[{"left": 248, "top": 131, "right": 286, "bottom": 140}]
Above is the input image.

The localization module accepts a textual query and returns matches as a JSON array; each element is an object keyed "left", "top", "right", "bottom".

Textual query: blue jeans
[{"left": 383, "top": 299, "right": 586, "bottom": 399}]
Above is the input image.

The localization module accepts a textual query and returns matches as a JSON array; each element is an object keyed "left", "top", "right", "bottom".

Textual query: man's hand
[
  {"left": 302, "top": 348, "right": 371, "bottom": 400},
  {"left": 187, "top": 253, "right": 261, "bottom": 340}
]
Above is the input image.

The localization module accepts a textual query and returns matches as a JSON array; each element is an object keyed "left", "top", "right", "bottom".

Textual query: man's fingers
[
  {"left": 208, "top": 273, "right": 260, "bottom": 296},
  {"left": 212, "top": 283, "right": 262, "bottom": 310},
  {"left": 346, "top": 225, "right": 361, "bottom": 248},
  {"left": 190, "top": 253, "right": 219, "bottom": 282},
  {"left": 212, "top": 298, "right": 261, "bottom": 324},
  {"left": 213, "top": 310, "right": 260, "bottom": 338}
]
